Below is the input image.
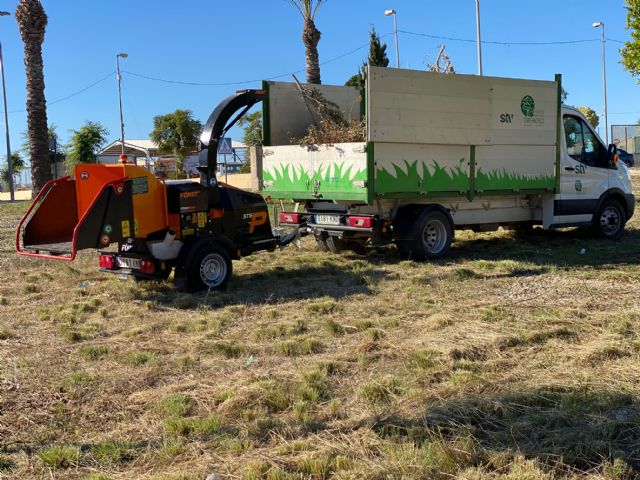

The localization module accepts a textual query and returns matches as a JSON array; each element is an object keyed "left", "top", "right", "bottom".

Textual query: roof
[{"left": 99, "top": 138, "right": 247, "bottom": 157}]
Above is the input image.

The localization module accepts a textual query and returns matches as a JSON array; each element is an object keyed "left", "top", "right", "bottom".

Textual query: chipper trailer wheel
[{"left": 186, "top": 243, "right": 233, "bottom": 292}]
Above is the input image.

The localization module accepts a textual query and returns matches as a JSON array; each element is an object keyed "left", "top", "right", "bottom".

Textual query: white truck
[{"left": 258, "top": 67, "right": 634, "bottom": 259}]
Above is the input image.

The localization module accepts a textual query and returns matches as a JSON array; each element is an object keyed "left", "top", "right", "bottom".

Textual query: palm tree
[
  {"left": 15, "top": 0, "right": 50, "bottom": 195},
  {"left": 289, "top": 0, "right": 325, "bottom": 84}
]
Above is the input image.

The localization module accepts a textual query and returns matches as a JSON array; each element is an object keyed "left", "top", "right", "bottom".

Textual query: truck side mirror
[{"left": 608, "top": 144, "right": 618, "bottom": 168}]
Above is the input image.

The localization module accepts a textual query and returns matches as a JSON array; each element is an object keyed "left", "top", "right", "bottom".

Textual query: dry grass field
[{"left": 2, "top": 178, "right": 640, "bottom": 479}]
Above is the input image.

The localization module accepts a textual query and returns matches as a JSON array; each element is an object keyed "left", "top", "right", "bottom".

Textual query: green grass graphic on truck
[
  {"left": 475, "top": 169, "right": 555, "bottom": 191},
  {"left": 264, "top": 162, "right": 366, "bottom": 198},
  {"left": 375, "top": 159, "right": 555, "bottom": 195},
  {"left": 376, "top": 159, "right": 469, "bottom": 194}
]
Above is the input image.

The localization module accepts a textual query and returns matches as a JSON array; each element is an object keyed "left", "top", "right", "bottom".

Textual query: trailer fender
[
  {"left": 392, "top": 204, "right": 454, "bottom": 241},
  {"left": 179, "top": 236, "right": 235, "bottom": 270}
]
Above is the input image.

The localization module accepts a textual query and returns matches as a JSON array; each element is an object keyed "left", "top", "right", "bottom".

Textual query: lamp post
[
  {"left": 592, "top": 22, "right": 608, "bottom": 144},
  {"left": 384, "top": 10, "right": 400, "bottom": 69},
  {"left": 475, "top": 0, "right": 483, "bottom": 76},
  {"left": 0, "top": 11, "right": 13, "bottom": 201},
  {"left": 116, "top": 53, "right": 128, "bottom": 158}
]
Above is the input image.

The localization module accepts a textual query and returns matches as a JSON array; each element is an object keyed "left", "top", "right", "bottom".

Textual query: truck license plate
[
  {"left": 117, "top": 257, "right": 141, "bottom": 270},
  {"left": 316, "top": 214, "right": 340, "bottom": 225}
]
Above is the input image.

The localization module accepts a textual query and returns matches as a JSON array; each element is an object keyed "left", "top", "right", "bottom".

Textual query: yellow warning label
[
  {"left": 197, "top": 211, "right": 206, "bottom": 228},
  {"left": 121, "top": 220, "right": 131, "bottom": 238},
  {"left": 134, "top": 219, "right": 139, "bottom": 235}
]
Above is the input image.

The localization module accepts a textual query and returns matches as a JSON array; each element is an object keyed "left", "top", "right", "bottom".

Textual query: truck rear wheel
[
  {"left": 593, "top": 199, "right": 626, "bottom": 240},
  {"left": 396, "top": 209, "right": 453, "bottom": 260},
  {"left": 186, "top": 244, "right": 232, "bottom": 292}
]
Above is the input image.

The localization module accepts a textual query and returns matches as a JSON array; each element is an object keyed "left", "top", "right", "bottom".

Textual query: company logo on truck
[{"left": 521, "top": 95, "right": 535, "bottom": 117}]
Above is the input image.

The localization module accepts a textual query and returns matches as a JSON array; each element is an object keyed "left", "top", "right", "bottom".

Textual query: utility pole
[
  {"left": 592, "top": 22, "right": 608, "bottom": 144},
  {"left": 385, "top": 10, "right": 400, "bottom": 69},
  {"left": 475, "top": 0, "right": 483, "bottom": 76},
  {"left": 116, "top": 53, "right": 128, "bottom": 157}
]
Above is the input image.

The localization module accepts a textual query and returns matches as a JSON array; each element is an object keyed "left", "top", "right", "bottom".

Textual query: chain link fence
[{"left": 611, "top": 125, "right": 640, "bottom": 156}]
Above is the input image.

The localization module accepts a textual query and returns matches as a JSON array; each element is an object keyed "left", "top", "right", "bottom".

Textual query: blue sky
[{"left": 0, "top": 0, "right": 638, "bottom": 163}]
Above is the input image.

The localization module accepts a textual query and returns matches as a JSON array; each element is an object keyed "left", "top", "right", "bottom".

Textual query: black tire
[
  {"left": 397, "top": 208, "right": 453, "bottom": 260},
  {"left": 185, "top": 244, "right": 233, "bottom": 292},
  {"left": 593, "top": 199, "right": 626, "bottom": 240}
]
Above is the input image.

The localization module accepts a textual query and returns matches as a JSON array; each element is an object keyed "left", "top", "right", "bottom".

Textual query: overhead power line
[
  {"left": 124, "top": 39, "right": 377, "bottom": 87},
  {"left": 9, "top": 71, "right": 115, "bottom": 114},
  {"left": 399, "top": 29, "right": 604, "bottom": 46}
]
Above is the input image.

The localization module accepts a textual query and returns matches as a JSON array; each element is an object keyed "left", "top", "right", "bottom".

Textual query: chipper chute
[{"left": 16, "top": 166, "right": 138, "bottom": 261}]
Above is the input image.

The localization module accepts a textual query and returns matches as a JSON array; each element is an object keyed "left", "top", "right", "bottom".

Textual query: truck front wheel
[
  {"left": 593, "top": 199, "right": 626, "bottom": 240},
  {"left": 396, "top": 209, "right": 453, "bottom": 260},
  {"left": 186, "top": 244, "right": 233, "bottom": 292}
]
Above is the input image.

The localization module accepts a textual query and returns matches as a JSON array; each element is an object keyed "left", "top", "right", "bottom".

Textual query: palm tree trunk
[
  {"left": 303, "top": 19, "right": 321, "bottom": 84},
  {"left": 15, "top": 0, "right": 50, "bottom": 196}
]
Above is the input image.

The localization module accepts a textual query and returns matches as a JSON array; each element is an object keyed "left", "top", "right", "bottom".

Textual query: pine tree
[{"left": 346, "top": 28, "right": 389, "bottom": 88}]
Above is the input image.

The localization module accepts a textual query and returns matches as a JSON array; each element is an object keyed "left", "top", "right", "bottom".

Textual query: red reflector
[
  {"left": 140, "top": 260, "right": 155, "bottom": 275},
  {"left": 99, "top": 254, "right": 115, "bottom": 269},
  {"left": 280, "top": 212, "right": 302, "bottom": 224},
  {"left": 348, "top": 216, "right": 374, "bottom": 228}
]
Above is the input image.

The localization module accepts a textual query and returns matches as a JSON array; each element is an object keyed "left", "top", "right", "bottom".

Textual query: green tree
[
  {"left": 289, "top": 0, "right": 326, "bottom": 84},
  {"left": 150, "top": 110, "right": 202, "bottom": 176},
  {"left": 622, "top": 0, "right": 640, "bottom": 80},
  {"left": 577, "top": 106, "right": 600, "bottom": 129},
  {"left": 346, "top": 27, "right": 389, "bottom": 88},
  {"left": 238, "top": 111, "right": 262, "bottom": 147},
  {"left": 15, "top": 0, "right": 51, "bottom": 195},
  {"left": 1, "top": 152, "right": 25, "bottom": 185},
  {"left": 66, "top": 121, "right": 109, "bottom": 168}
]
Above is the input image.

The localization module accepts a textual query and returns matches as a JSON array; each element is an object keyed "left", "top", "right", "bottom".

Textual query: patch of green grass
[
  {"left": 160, "top": 394, "right": 194, "bottom": 418},
  {"left": 90, "top": 440, "right": 138, "bottom": 465},
  {"left": 360, "top": 377, "right": 402, "bottom": 404},
  {"left": 0, "top": 327, "right": 14, "bottom": 340},
  {"left": 82, "top": 475, "right": 112, "bottom": 480},
  {"left": 323, "top": 318, "right": 346, "bottom": 336},
  {"left": 37, "top": 445, "right": 80, "bottom": 469},
  {"left": 165, "top": 415, "right": 223, "bottom": 439},
  {"left": 277, "top": 337, "right": 324, "bottom": 356},
  {"left": 306, "top": 297, "right": 337, "bottom": 315},
  {"left": 124, "top": 351, "right": 155, "bottom": 366},
  {"left": 409, "top": 349, "right": 440, "bottom": 370},
  {"left": 205, "top": 341, "right": 246, "bottom": 359},
  {"left": 78, "top": 344, "right": 109, "bottom": 360}
]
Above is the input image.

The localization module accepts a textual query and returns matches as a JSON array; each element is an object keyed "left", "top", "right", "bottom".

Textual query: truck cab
[{"left": 550, "top": 105, "right": 634, "bottom": 233}]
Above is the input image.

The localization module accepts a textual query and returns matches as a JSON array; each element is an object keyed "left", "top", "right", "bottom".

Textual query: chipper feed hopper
[{"left": 16, "top": 90, "right": 300, "bottom": 291}]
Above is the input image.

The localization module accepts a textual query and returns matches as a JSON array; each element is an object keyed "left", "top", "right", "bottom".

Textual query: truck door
[{"left": 557, "top": 114, "right": 610, "bottom": 223}]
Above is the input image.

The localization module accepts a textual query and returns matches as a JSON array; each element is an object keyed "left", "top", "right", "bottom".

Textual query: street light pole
[
  {"left": 116, "top": 53, "right": 128, "bottom": 158},
  {"left": 592, "top": 22, "right": 608, "bottom": 144},
  {"left": 475, "top": 0, "right": 483, "bottom": 76},
  {"left": 385, "top": 10, "right": 400, "bottom": 69},
  {"left": 0, "top": 11, "right": 13, "bottom": 202}
]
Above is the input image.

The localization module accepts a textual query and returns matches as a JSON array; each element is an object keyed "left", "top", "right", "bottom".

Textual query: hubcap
[
  {"left": 600, "top": 207, "right": 621, "bottom": 236},
  {"left": 422, "top": 219, "right": 448, "bottom": 254},
  {"left": 199, "top": 253, "right": 227, "bottom": 287}
]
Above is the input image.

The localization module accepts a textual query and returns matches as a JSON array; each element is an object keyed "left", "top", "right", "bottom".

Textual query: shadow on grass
[
  {"left": 139, "top": 264, "right": 388, "bottom": 310},
  {"left": 373, "top": 385, "right": 640, "bottom": 473},
  {"left": 448, "top": 226, "right": 640, "bottom": 268}
]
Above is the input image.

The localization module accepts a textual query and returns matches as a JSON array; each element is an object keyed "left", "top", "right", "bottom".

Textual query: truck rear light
[
  {"left": 99, "top": 254, "right": 115, "bottom": 269},
  {"left": 280, "top": 212, "right": 302, "bottom": 224},
  {"left": 348, "top": 216, "right": 374, "bottom": 228},
  {"left": 140, "top": 260, "right": 155, "bottom": 275}
]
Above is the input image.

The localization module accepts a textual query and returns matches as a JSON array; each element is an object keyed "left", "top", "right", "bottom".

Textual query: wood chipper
[{"left": 16, "top": 90, "right": 301, "bottom": 291}]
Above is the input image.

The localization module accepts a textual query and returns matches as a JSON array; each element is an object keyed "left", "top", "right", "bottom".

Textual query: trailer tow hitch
[{"left": 276, "top": 224, "right": 308, "bottom": 249}]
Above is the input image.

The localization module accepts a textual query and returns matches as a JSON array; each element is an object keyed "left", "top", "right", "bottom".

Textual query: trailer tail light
[
  {"left": 140, "top": 260, "right": 156, "bottom": 275},
  {"left": 99, "top": 254, "right": 115, "bottom": 270},
  {"left": 348, "top": 216, "right": 374, "bottom": 229},
  {"left": 280, "top": 212, "right": 302, "bottom": 224}
]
